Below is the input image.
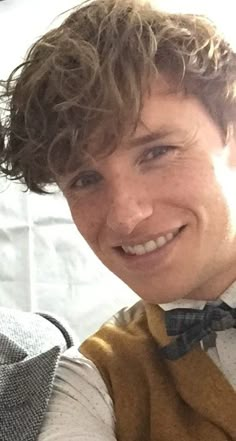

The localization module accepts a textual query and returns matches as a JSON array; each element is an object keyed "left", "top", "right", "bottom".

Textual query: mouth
[{"left": 116, "top": 226, "right": 186, "bottom": 257}]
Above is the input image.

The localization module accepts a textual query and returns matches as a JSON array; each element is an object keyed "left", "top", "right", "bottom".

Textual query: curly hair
[{"left": 1, "top": 0, "right": 236, "bottom": 193}]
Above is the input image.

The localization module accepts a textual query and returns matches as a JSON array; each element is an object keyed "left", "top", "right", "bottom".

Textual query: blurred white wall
[
  {"left": 155, "top": 0, "right": 236, "bottom": 49},
  {"left": 0, "top": 0, "right": 80, "bottom": 78},
  {"left": 0, "top": 0, "right": 235, "bottom": 341}
]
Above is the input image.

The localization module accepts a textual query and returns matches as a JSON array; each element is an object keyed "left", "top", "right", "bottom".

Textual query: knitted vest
[{"left": 80, "top": 301, "right": 236, "bottom": 441}]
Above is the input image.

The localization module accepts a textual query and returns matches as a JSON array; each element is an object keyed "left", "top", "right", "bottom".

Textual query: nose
[{"left": 106, "top": 182, "right": 153, "bottom": 236}]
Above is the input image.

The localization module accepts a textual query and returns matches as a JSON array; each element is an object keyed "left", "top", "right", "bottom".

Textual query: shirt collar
[{"left": 159, "top": 281, "right": 236, "bottom": 312}]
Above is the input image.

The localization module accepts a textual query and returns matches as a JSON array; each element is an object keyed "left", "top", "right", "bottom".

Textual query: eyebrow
[
  {"left": 62, "top": 126, "right": 189, "bottom": 186},
  {"left": 129, "top": 127, "right": 187, "bottom": 147}
]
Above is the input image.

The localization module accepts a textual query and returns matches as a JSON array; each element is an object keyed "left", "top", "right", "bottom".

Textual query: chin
[
  {"left": 131, "top": 280, "right": 195, "bottom": 304},
  {"left": 132, "top": 289, "right": 181, "bottom": 305}
]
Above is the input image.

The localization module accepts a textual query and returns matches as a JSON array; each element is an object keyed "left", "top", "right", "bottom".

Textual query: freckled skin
[{"left": 63, "top": 83, "right": 236, "bottom": 304}]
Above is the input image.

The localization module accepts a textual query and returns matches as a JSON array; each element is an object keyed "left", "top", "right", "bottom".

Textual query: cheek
[
  {"left": 170, "top": 158, "right": 235, "bottom": 240},
  {"left": 67, "top": 195, "right": 104, "bottom": 246},
  {"left": 156, "top": 158, "right": 210, "bottom": 204},
  {"left": 158, "top": 157, "right": 223, "bottom": 223}
]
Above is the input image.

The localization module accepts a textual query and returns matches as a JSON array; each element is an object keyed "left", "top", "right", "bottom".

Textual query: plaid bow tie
[{"left": 160, "top": 302, "right": 236, "bottom": 361}]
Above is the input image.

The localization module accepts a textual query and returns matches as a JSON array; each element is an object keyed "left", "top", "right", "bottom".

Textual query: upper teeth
[{"left": 121, "top": 231, "right": 177, "bottom": 256}]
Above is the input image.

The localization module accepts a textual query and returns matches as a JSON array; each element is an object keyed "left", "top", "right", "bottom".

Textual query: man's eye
[
  {"left": 142, "top": 145, "right": 175, "bottom": 162},
  {"left": 72, "top": 172, "right": 102, "bottom": 190}
]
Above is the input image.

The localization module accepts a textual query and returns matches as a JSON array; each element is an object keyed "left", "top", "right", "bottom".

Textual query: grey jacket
[{"left": 0, "top": 307, "right": 74, "bottom": 441}]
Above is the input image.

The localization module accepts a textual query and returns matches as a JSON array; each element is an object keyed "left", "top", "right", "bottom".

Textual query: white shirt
[{"left": 38, "top": 286, "right": 236, "bottom": 440}]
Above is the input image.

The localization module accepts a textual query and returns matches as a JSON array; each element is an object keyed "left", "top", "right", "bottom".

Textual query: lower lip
[{"left": 118, "top": 227, "right": 186, "bottom": 271}]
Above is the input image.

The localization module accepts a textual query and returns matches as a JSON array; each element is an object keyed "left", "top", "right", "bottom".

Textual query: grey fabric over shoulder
[{"left": 0, "top": 307, "right": 74, "bottom": 441}]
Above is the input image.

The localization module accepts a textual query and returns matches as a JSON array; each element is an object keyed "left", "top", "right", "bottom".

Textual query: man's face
[{"left": 62, "top": 83, "right": 236, "bottom": 303}]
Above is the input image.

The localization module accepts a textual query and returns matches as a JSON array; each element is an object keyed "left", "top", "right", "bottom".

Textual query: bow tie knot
[
  {"left": 209, "top": 308, "right": 236, "bottom": 331},
  {"left": 161, "top": 302, "right": 236, "bottom": 361}
]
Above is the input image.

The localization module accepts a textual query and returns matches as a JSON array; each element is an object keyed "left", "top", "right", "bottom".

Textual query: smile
[{"left": 121, "top": 228, "right": 181, "bottom": 256}]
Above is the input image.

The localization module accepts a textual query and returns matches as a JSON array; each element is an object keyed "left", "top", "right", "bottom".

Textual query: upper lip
[{"left": 111, "top": 226, "right": 184, "bottom": 248}]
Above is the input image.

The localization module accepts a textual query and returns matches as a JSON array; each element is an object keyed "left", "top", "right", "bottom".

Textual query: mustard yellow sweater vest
[{"left": 80, "top": 301, "right": 236, "bottom": 440}]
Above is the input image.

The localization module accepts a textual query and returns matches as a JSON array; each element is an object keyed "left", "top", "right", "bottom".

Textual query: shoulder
[
  {"left": 56, "top": 346, "right": 114, "bottom": 416},
  {"left": 38, "top": 346, "right": 116, "bottom": 441}
]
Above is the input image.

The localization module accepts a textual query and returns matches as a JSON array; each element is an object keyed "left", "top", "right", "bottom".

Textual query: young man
[{"left": 1, "top": 0, "right": 236, "bottom": 439}]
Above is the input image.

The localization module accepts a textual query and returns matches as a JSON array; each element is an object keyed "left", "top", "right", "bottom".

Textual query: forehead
[
  {"left": 136, "top": 83, "right": 195, "bottom": 138},
  {"left": 62, "top": 81, "right": 215, "bottom": 185},
  {"left": 81, "top": 95, "right": 197, "bottom": 164}
]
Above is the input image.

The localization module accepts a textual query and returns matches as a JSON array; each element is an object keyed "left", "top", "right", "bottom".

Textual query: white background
[{"left": 0, "top": 0, "right": 235, "bottom": 341}]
